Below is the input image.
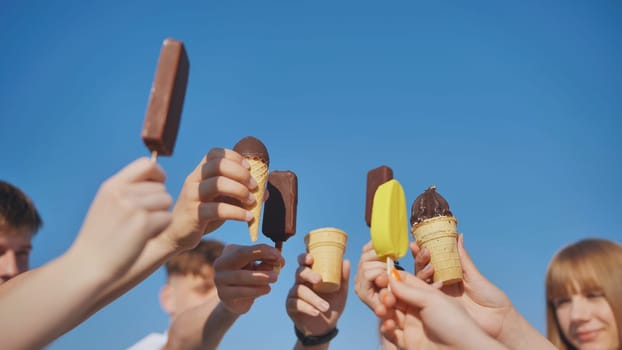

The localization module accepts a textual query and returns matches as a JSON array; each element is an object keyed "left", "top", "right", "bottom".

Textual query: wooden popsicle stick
[
  {"left": 273, "top": 241, "right": 283, "bottom": 274},
  {"left": 150, "top": 150, "right": 158, "bottom": 162}
]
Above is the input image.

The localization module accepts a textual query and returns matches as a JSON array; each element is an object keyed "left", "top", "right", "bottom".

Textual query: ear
[{"left": 159, "top": 284, "right": 175, "bottom": 315}]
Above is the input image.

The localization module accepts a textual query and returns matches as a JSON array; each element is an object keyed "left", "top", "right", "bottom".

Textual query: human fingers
[
  {"left": 215, "top": 244, "right": 282, "bottom": 270},
  {"left": 379, "top": 318, "right": 404, "bottom": 350},
  {"left": 111, "top": 157, "right": 167, "bottom": 183},
  {"left": 341, "top": 259, "right": 351, "bottom": 284},
  {"left": 215, "top": 269, "right": 277, "bottom": 287},
  {"left": 287, "top": 284, "right": 330, "bottom": 316},
  {"left": 387, "top": 270, "right": 437, "bottom": 309},
  {"left": 297, "top": 252, "right": 313, "bottom": 267},
  {"left": 199, "top": 175, "right": 255, "bottom": 206},
  {"left": 201, "top": 156, "right": 257, "bottom": 192},
  {"left": 198, "top": 202, "right": 253, "bottom": 224},
  {"left": 125, "top": 181, "right": 168, "bottom": 196},
  {"left": 202, "top": 149, "right": 257, "bottom": 189},
  {"left": 457, "top": 233, "right": 483, "bottom": 281},
  {"left": 217, "top": 284, "right": 271, "bottom": 300},
  {"left": 361, "top": 240, "right": 374, "bottom": 253},
  {"left": 412, "top": 243, "right": 431, "bottom": 275},
  {"left": 133, "top": 190, "right": 173, "bottom": 211},
  {"left": 295, "top": 264, "right": 322, "bottom": 286}
]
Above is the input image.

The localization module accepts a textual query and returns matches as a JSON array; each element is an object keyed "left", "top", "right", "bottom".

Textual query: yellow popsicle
[{"left": 370, "top": 179, "right": 409, "bottom": 260}]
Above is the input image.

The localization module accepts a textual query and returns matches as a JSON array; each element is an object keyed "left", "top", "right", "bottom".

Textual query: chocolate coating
[
  {"left": 142, "top": 38, "right": 189, "bottom": 156},
  {"left": 365, "top": 165, "right": 394, "bottom": 227},
  {"left": 262, "top": 171, "right": 298, "bottom": 243},
  {"left": 410, "top": 185, "right": 453, "bottom": 226},
  {"left": 233, "top": 136, "right": 270, "bottom": 164}
]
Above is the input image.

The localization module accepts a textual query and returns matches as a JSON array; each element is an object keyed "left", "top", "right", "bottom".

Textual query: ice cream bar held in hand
[
  {"left": 370, "top": 179, "right": 409, "bottom": 277},
  {"left": 410, "top": 185, "right": 463, "bottom": 285},
  {"left": 141, "top": 38, "right": 190, "bottom": 160},
  {"left": 365, "top": 165, "right": 394, "bottom": 227},
  {"left": 262, "top": 171, "right": 298, "bottom": 250},
  {"left": 233, "top": 136, "right": 269, "bottom": 241}
]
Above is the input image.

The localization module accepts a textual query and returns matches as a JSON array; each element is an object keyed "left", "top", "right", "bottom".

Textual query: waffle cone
[
  {"left": 305, "top": 227, "right": 348, "bottom": 293},
  {"left": 412, "top": 216, "right": 462, "bottom": 285},
  {"left": 246, "top": 157, "right": 268, "bottom": 241}
]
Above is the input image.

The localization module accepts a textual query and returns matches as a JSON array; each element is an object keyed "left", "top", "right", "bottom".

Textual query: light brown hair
[
  {"left": 545, "top": 238, "right": 622, "bottom": 349},
  {"left": 165, "top": 239, "right": 224, "bottom": 278},
  {"left": 0, "top": 181, "right": 42, "bottom": 235}
]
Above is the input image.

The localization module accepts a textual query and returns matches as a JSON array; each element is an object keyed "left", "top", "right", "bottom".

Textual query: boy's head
[
  {"left": 0, "top": 181, "right": 43, "bottom": 285},
  {"left": 160, "top": 239, "right": 224, "bottom": 317}
]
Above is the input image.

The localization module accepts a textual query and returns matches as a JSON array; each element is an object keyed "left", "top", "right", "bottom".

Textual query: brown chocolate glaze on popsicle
[
  {"left": 410, "top": 185, "right": 453, "bottom": 226},
  {"left": 365, "top": 165, "right": 394, "bottom": 227},
  {"left": 233, "top": 136, "right": 270, "bottom": 164},
  {"left": 141, "top": 38, "right": 189, "bottom": 156},
  {"left": 262, "top": 171, "right": 298, "bottom": 249}
]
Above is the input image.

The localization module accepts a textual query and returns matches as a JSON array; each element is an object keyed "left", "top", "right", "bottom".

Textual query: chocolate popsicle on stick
[
  {"left": 233, "top": 136, "right": 269, "bottom": 241},
  {"left": 141, "top": 38, "right": 190, "bottom": 160},
  {"left": 365, "top": 165, "right": 394, "bottom": 227},
  {"left": 262, "top": 170, "right": 298, "bottom": 250}
]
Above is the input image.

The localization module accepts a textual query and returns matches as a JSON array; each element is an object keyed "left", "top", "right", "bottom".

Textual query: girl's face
[{"left": 554, "top": 291, "right": 619, "bottom": 350}]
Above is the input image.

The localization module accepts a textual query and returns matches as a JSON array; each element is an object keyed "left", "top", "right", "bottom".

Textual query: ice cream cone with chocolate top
[
  {"left": 234, "top": 136, "right": 269, "bottom": 241},
  {"left": 410, "top": 185, "right": 463, "bottom": 285}
]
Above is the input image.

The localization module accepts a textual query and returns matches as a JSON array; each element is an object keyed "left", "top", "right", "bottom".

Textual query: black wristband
[{"left": 294, "top": 326, "right": 339, "bottom": 347}]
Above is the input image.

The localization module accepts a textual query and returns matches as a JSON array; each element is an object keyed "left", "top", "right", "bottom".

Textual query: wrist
[
  {"left": 497, "top": 306, "right": 553, "bottom": 350},
  {"left": 294, "top": 326, "right": 338, "bottom": 347}
]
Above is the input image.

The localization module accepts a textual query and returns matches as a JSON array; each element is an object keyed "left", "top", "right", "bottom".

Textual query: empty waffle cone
[
  {"left": 305, "top": 227, "right": 348, "bottom": 293},
  {"left": 412, "top": 216, "right": 462, "bottom": 285},
  {"left": 246, "top": 157, "right": 268, "bottom": 241}
]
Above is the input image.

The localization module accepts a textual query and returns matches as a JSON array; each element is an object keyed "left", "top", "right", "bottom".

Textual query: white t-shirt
[{"left": 126, "top": 331, "right": 168, "bottom": 350}]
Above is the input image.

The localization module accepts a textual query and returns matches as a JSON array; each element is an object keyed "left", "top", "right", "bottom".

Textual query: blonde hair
[
  {"left": 545, "top": 238, "right": 622, "bottom": 349},
  {"left": 165, "top": 239, "right": 224, "bottom": 278}
]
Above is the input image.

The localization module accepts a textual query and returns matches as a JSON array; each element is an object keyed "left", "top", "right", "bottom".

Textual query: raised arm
[{"left": 0, "top": 158, "right": 172, "bottom": 349}]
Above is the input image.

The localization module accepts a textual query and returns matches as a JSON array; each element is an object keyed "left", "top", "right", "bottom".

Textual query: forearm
[
  {"left": 164, "top": 300, "right": 239, "bottom": 350},
  {"left": 198, "top": 302, "right": 240, "bottom": 350},
  {"left": 87, "top": 235, "right": 183, "bottom": 317},
  {"left": 498, "top": 307, "right": 555, "bottom": 350},
  {"left": 0, "top": 250, "right": 107, "bottom": 349}
]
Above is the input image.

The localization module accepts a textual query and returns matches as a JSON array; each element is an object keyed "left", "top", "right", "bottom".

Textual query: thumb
[{"left": 457, "top": 234, "right": 484, "bottom": 282}]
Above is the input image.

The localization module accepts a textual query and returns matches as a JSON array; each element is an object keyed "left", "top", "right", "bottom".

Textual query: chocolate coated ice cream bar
[
  {"left": 365, "top": 165, "right": 394, "bottom": 227},
  {"left": 262, "top": 170, "right": 298, "bottom": 249},
  {"left": 141, "top": 38, "right": 189, "bottom": 156}
]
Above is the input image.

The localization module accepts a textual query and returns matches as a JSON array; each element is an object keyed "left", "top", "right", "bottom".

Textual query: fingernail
[
  {"left": 247, "top": 193, "right": 256, "bottom": 204},
  {"left": 249, "top": 177, "right": 258, "bottom": 189},
  {"left": 391, "top": 267, "right": 402, "bottom": 281},
  {"left": 245, "top": 211, "right": 254, "bottom": 221},
  {"left": 319, "top": 301, "right": 330, "bottom": 312},
  {"left": 242, "top": 159, "right": 251, "bottom": 169},
  {"left": 423, "top": 264, "right": 432, "bottom": 272}
]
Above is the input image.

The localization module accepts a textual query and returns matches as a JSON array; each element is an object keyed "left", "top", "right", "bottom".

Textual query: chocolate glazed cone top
[
  {"left": 233, "top": 136, "right": 269, "bottom": 241},
  {"left": 410, "top": 185, "right": 453, "bottom": 226}
]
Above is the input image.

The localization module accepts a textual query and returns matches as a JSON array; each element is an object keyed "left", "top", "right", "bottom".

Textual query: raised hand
[
  {"left": 412, "top": 235, "right": 555, "bottom": 349},
  {"left": 213, "top": 243, "right": 283, "bottom": 315},
  {"left": 69, "top": 157, "right": 172, "bottom": 277},
  {"left": 286, "top": 252, "right": 350, "bottom": 336},
  {"left": 165, "top": 148, "right": 258, "bottom": 250},
  {"left": 354, "top": 241, "right": 391, "bottom": 317},
  {"left": 379, "top": 269, "right": 509, "bottom": 350}
]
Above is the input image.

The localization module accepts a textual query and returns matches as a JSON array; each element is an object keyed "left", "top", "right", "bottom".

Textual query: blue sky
[{"left": 1, "top": 1, "right": 620, "bottom": 349}]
